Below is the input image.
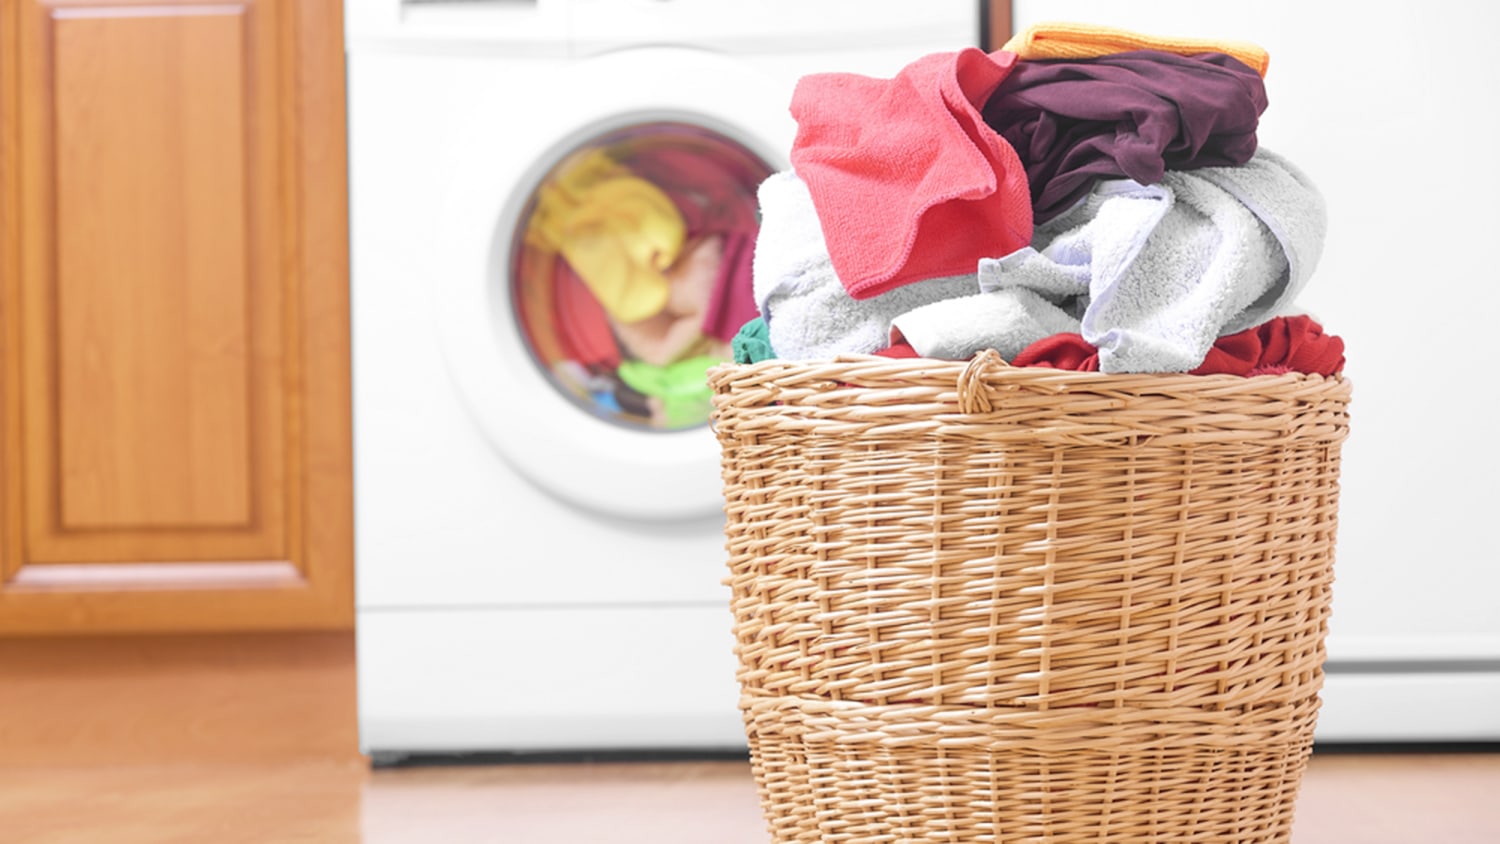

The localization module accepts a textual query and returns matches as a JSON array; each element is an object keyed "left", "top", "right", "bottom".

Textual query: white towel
[
  {"left": 891, "top": 287, "right": 1081, "bottom": 361},
  {"left": 754, "top": 171, "right": 977, "bottom": 359},
  {"left": 978, "top": 148, "right": 1326, "bottom": 373}
]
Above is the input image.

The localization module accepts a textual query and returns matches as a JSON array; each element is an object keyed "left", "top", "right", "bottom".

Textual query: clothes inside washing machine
[{"left": 515, "top": 122, "right": 771, "bottom": 432}]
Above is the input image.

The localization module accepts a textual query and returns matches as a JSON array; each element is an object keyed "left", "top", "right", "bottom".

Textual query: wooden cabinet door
[{"left": 0, "top": 0, "right": 352, "bottom": 633}]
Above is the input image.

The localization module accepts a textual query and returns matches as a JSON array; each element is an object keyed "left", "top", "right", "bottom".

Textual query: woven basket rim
[
  {"left": 709, "top": 351, "right": 1349, "bottom": 396},
  {"left": 709, "top": 350, "right": 1350, "bottom": 446}
]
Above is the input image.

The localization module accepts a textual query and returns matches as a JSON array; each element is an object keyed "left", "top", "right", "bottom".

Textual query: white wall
[{"left": 1012, "top": 0, "right": 1500, "bottom": 737}]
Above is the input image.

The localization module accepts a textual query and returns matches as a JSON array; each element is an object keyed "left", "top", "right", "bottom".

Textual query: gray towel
[
  {"left": 1193, "top": 148, "right": 1327, "bottom": 334},
  {"left": 978, "top": 148, "right": 1326, "bottom": 373},
  {"left": 753, "top": 171, "right": 977, "bottom": 359}
]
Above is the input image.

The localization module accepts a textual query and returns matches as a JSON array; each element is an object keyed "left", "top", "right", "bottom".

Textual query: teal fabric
[{"left": 731, "top": 317, "right": 776, "bottom": 364}]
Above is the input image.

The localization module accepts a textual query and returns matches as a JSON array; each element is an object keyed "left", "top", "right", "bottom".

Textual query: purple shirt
[{"left": 984, "top": 50, "right": 1268, "bottom": 223}]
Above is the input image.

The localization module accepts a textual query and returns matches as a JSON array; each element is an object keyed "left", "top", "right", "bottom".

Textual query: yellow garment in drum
[{"left": 528, "top": 149, "right": 686, "bottom": 324}]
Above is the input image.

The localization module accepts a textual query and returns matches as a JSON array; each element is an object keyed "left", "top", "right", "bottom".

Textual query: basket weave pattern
[{"left": 710, "top": 352, "right": 1352, "bottom": 843}]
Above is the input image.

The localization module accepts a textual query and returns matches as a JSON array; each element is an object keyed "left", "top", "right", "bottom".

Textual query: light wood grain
[
  {"left": 51, "top": 6, "right": 260, "bottom": 534},
  {"left": 1, "top": 754, "right": 1497, "bottom": 844},
  {"left": 0, "top": 762, "right": 368, "bottom": 844},
  {"left": 0, "top": 0, "right": 353, "bottom": 633},
  {"left": 1, "top": 635, "right": 1497, "bottom": 842},
  {"left": 361, "top": 760, "right": 769, "bottom": 844},
  {"left": 15, "top": 0, "right": 284, "bottom": 565},
  {"left": 0, "top": 632, "right": 361, "bottom": 767},
  {"left": 291, "top": 0, "right": 356, "bottom": 633}
]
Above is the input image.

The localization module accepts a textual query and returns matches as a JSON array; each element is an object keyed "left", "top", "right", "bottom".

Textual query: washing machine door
[{"left": 433, "top": 47, "right": 789, "bottom": 521}]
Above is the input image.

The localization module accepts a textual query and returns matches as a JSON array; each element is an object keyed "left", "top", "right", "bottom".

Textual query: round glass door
[{"left": 510, "top": 121, "right": 772, "bottom": 431}]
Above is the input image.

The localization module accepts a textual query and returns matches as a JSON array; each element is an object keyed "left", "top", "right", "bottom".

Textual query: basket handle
[{"left": 957, "top": 349, "right": 1009, "bottom": 414}]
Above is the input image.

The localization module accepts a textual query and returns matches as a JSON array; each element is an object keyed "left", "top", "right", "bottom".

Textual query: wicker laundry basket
[{"left": 709, "top": 350, "right": 1352, "bottom": 844}]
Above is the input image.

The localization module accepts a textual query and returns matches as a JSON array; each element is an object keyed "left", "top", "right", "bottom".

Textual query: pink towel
[{"left": 789, "top": 49, "right": 1033, "bottom": 300}]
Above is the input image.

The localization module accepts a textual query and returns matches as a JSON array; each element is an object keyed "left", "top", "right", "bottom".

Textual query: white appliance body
[
  {"left": 1010, "top": 0, "right": 1500, "bottom": 742},
  {"left": 348, "top": 0, "right": 982, "bottom": 755}
]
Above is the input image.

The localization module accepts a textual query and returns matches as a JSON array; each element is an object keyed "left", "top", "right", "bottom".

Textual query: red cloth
[
  {"left": 1006, "top": 316, "right": 1345, "bottom": 376},
  {"left": 553, "top": 260, "right": 622, "bottom": 370},
  {"left": 1010, "top": 333, "right": 1100, "bottom": 370},
  {"left": 1248, "top": 314, "right": 1346, "bottom": 376},
  {"left": 789, "top": 49, "right": 1033, "bottom": 300},
  {"left": 627, "top": 145, "right": 761, "bottom": 237},
  {"left": 698, "top": 230, "right": 757, "bottom": 345},
  {"left": 874, "top": 341, "right": 922, "bottom": 359},
  {"left": 1194, "top": 327, "right": 1262, "bottom": 375}
]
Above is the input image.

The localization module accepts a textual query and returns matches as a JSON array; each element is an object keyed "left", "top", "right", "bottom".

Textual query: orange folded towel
[{"left": 1003, "top": 21, "right": 1270, "bottom": 78}]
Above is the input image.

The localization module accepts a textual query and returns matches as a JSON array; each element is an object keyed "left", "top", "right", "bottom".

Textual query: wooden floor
[
  {"left": 3, "top": 634, "right": 1497, "bottom": 842},
  {"left": 2, "top": 750, "right": 1498, "bottom": 843}
]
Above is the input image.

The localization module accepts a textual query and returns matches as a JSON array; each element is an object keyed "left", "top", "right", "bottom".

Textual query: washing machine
[{"left": 347, "top": 0, "right": 983, "bottom": 757}]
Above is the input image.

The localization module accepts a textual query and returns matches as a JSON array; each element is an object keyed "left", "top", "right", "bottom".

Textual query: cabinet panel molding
[
  {"left": 0, "top": 0, "right": 352, "bottom": 633},
  {"left": 50, "top": 5, "right": 269, "bottom": 539}
]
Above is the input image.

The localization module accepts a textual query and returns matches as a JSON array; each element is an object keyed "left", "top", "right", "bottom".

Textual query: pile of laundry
[
  {"left": 734, "top": 22, "right": 1345, "bottom": 377},
  {"left": 523, "top": 138, "right": 766, "bottom": 428}
]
